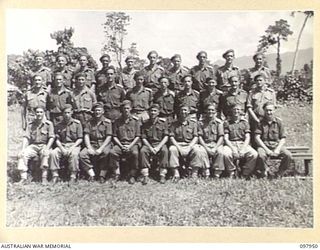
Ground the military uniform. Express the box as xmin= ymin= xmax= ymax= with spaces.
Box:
xmin=97 ymin=83 xmax=126 ymax=122
xmin=79 ymin=116 xmax=112 ymax=176
xmin=46 ymin=87 xmax=73 ymax=125
xmin=140 ymin=117 xmax=169 ymax=178
xmin=219 ymin=89 xmax=248 ymax=119
xmin=109 ymin=115 xmax=141 ymax=178
xmin=153 ymin=89 xmax=175 ymax=124
xmin=198 ymin=88 xmax=222 ymax=116
xmin=119 ymin=67 xmax=137 ymax=92
xmin=17 ymin=119 xmax=54 ymax=177
xmin=255 ymin=117 xmax=292 ymax=176
xmin=126 ymin=86 xmax=153 ymax=122
xmin=244 ymin=66 xmax=272 ymax=92
xmin=73 ymin=67 xmax=96 ymax=89
xmin=30 ymin=66 xmax=52 ymax=87
xmin=174 ymin=89 xmax=199 ymax=117
xmin=189 ymin=65 xmax=215 ymax=92
xmin=71 ymin=86 xmax=97 ymax=125
xmin=223 ymin=118 xmax=258 ymax=177
xmin=169 ymin=118 xmax=207 ymax=176
xmin=198 ymin=118 xmax=225 ymax=175
xmin=53 ymin=67 xmax=74 ymax=89
xmin=165 ymin=66 xmax=189 ymax=93
xmin=142 ymin=65 xmax=164 ymax=93
xmin=216 ymin=65 xmax=241 ymax=92
xmin=50 ymin=118 xmax=83 ymax=177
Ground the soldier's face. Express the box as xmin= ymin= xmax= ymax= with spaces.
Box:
xmin=183 ymin=76 xmax=192 ymax=89
xmin=149 ymin=108 xmax=159 ymax=119
xmin=264 ymin=105 xmax=275 ymax=120
xmin=122 ymin=104 xmax=132 ymax=116
xmin=106 ymin=69 xmax=115 ymax=83
xmin=101 ymin=58 xmax=110 ymax=68
xmin=148 ymin=53 xmax=157 ymax=64
xmin=126 ymin=59 xmax=134 ymax=69
xmin=254 ymin=55 xmax=263 ymax=67
xmin=35 ymin=108 xmax=45 ymax=120
xmin=97 ymin=75 xmax=107 ymax=86
xmin=57 ymin=57 xmax=67 ymax=68
xmin=225 ymin=52 xmax=234 ymax=63
xmin=207 ymin=79 xmax=217 ymax=89
xmin=76 ymin=76 xmax=86 ymax=88
xmin=180 ymin=106 xmax=189 ymax=119
xmin=63 ymin=108 xmax=73 ymax=120
xmin=35 ymin=56 xmax=44 ymax=66
xmin=79 ymin=56 xmax=88 ymax=67
xmin=231 ymin=106 xmax=241 ymax=118
xmin=172 ymin=58 xmax=181 ymax=68
xmin=255 ymin=76 xmax=265 ymax=89
xmin=229 ymin=77 xmax=239 ymax=90
xmin=160 ymin=78 xmax=169 ymax=90
xmin=33 ymin=76 xmax=43 ymax=88
xmin=135 ymin=76 xmax=144 ymax=86
xmin=54 ymin=75 xmax=64 ymax=88
xmin=94 ymin=107 xmax=104 ymax=118
xmin=197 ymin=53 xmax=207 ymax=64
xmin=206 ymin=106 xmax=216 ymax=118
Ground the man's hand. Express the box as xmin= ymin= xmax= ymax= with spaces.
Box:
xmin=273 ymin=148 xmax=281 ymax=157
xmin=266 ymin=149 xmax=274 ymax=156
xmin=153 ymin=146 xmax=161 ymax=154
xmin=18 ymin=151 xmax=24 ymax=158
xmin=95 ymin=148 xmax=103 ymax=155
xmin=122 ymin=145 xmax=130 ymax=152
xmin=88 ymin=147 xmax=96 ymax=155
xmin=42 ymin=148 xmax=50 ymax=157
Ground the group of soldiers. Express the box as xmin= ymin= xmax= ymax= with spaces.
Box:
xmin=16 ymin=49 xmax=293 ymax=185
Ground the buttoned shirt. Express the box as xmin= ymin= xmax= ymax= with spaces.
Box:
xmin=255 ymin=117 xmax=286 ymax=147
xmin=46 ymin=87 xmax=72 ymax=114
xmin=84 ymin=117 xmax=112 ymax=143
xmin=30 ymin=66 xmax=52 ymax=86
xmin=224 ymin=118 xmax=250 ymax=141
xmin=244 ymin=66 xmax=272 ymax=91
xmin=24 ymin=87 xmax=48 ymax=111
xmin=73 ymin=67 xmax=96 ymax=88
xmin=24 ymin=119 xmax=54 ymax=144
xmin=113 ymin=115 xmax=141 ymax=143
xmin=126 ymin=86 xmax=153 ymax=112
xmin=174 ymin=89 xmax=199 ymax=115
xmin=153 ymin=89 xmax=175 ymax=117
xmin=198 ymin=118 xmax=224 ymax=143
xmin=55 ymin=118 xmax=83 ymax=143
xmin=119 ymin=67 xmax=137 ymax=91
xmin=199 ymin=88 xmax=223 ymax=114
xmin=71 ymin=87 xmax=97 ymax=112
xmin=246 ymin=87 xmax=276 ymax=117
xmin=53 ymin=67 xmax=74 ymax=89
xmin=165 ymin=66 xmax=189 ymax=92
xmin=97 ymin=83 xmax=126 ymax=111
xmin=170 ymin=118 xmax=198 ymax=143
xmin=189 ymin=65 xmax=215 ymax=92
xmin=142 ymin=65 xmax=164 ymax=91
xmin=216 ymin=65 xmax=241 ymax=89
xmin=141 ymin=117 xmax=169 ymax=144
xmin=219 ymin=89 xmax=248 ymax=117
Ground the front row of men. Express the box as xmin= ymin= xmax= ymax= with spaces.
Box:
xmin=17 ymin=100 xmax=292 ymax=185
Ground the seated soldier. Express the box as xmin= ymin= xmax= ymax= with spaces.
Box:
xmin=109 ymin=100 xmax=141 ymax=184
xmin=198 ymin=103 xmax=225 ymax=178
xmin=17 ymin=106 xmax=55 ymax=184
xmin=140 ymin=104 xmax=169 ymax=184
xmin=79 ymin=102 xmax=112 ymax=183
xmin=49 ymin=104 xmax=83 ymax=183
xmin=169 ymin=105 xmax=207 ymax=181
xmin=255 ymin=102 xmax=293 ymax=178
xmin=223 ymin=104 xmax=258 ymax=179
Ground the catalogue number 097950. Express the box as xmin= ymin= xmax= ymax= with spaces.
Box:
xmin=300 ymin=244 xmax=318 ymax=248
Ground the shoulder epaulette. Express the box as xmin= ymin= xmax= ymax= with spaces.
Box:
xmin=132 ymin=115 xmax=139 ymax=120
xmin=73 ymin=119 xmax=81 ymax=124
xmin=193 ymin=90 xmax=199 ymax=95
xmin=275 ymin=117 xmax=282 ymax=122
xmin=145 ymin=87 xmax=152 ymax=92
xmin=42 ymin=66 xmax=51 ymax=71
xmin=116 ymin=84 xmax=124 ymax=89
xmin=181 ymin=65 xmax=190 ymax=71
xmin=157 ymin=66 xmax=164 ymax=71
xmin=215 ymin=117 xmax=223 ymax=123
xmin=45 ymin=120 xmax=53 ymax=125
xmin=168 ymin=90 xmax=175 ymax=97
xmin=158 ymin=117 xmax=166 ymax=122
xmin=216 ymin=89 xmax=223 ymax=95
xmin=240 ymin=117 xmax=248 ymax=122
xmin=266 ymin=87 xmax=275 ymax=92
xmin=189 ymin=118 xmax=197 ymax=123
xmin=233 ymin=66 xmax=239 ymax=70
xmin=206 ymin=65 xmax=214 ymax=69
xmin=104 ymin=118 xmax=111 ymax=123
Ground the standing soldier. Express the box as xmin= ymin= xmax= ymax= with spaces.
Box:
xmin=174 ymin=75 xmax=199 ymax=118
xmin=95 ymin=54 xmax=112 ymax=94
xmin=126 ymin=71 xmax=153 ymax=123
xmin=198 ymin=103 xmax=225 ymax=178
xmin=243 ymin=52 xmax=272 ymax=92
xmin=73 ymin=55 xmax=96 ymax=92
xmin=223 ymin=104 xmax=258 ymax=179
xmin=153 ymin=76 xmax=176 ymax=125
xmin=189 ymin=51 xmax=215 ymax=92
xmin=140 ymin=104 xmax=169 ymax=184
xmin=219 ymin=75 xmax=248 ymax=120
xmin=53 ymin=55 xmax=74 ymax=90
xmin=46 ymin=73 xmax=73 ymax=125
xmin=216 ymin=49 xmax=241 ymax=93
xmin=198 ymin=77 xmax=223 ymax=117
xmin=22 ymin=75 xmax=48 ymax=130
xmin=169 ymin=105 xmax=207 ymax=180
xmin=255 ymin=102 xmax=292 ymax=178
xmin=96 ymin=67 xmax=126 ymax=122
xmin=17 ymin=106 xmax=54 ymax=184
xmin=71 ymin=72 xmax=97 ymax=125
xmin=142 ymin=50 xmax=164 ymax=93
xmin=109 ymin=100 xmax=141 ymax=184
xmin=29 ymin=52 xmax=52 ymax=90
xmin=49 ymin=105 xmax=83 ymax=183
xmin=79 ymin=102 xmax=113 ymax=183
xmin=119 ymin=56 xmax=137 ymax=92
xmin=165 ymin=54 xmax=189 ymax=93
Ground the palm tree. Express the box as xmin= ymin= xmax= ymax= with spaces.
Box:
xmin=290 ymin=11 xmax=314 ymax=73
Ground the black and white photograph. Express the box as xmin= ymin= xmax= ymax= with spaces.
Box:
xmin=6 ymin=9 xmax=313 ymax=228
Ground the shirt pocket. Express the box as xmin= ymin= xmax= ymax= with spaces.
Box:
xmin=82 ymin=96 xmax=93 ymax=109
xmin=270 ymin=128 xmax=279 ymax=140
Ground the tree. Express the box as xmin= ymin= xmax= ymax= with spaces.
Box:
xmin=290 ymin=11 xmax=314 ymax=73
xmin=258 ymin=19 xmax=293 ymax=76
xmin=102 ymin=12 xmax=130 ymax=71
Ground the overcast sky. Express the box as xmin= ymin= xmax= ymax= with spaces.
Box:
xmin=6 ymin=10 xmax=313 ymax=67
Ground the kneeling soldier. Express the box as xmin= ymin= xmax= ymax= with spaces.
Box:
xmin=17 ymin=106 xmax=55 ymax=184
xmin=79 ymin=102 xmax=112 ymax=182
xmin=109 ymin=100 xmax=141 ymax=184
xmin=140 ymin=104 xmax=169 ymax=184
xmin=198 ymin=103 xmax=225 ymax=178
xmin=169 ymin=105 xmax=207 ymax=180
xmin=255 ymin=102 xmax=293 ymax=178
xmin=223 ymin=104 xmax=258 ymax=179
xmin=49 ymin=105 xmax=83 ymax=183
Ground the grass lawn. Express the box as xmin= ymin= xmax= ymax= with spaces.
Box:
xmin=6 ymin=103 xmax=313 ymax=227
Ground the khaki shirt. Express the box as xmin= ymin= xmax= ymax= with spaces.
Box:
xmin=141 ymin=117 xmax=169 ymax=144
xmin=165 ymin=66 xmax=189 ymax=92
xmin=24 ymin=119 xmax=54 ymax=144
xmin=170 ymin=118 xmax=198 ymax=143
xmin=189 ymin=65 xmax=215 ymax=92
xmin=174 ymin=89 xmax=199 ymax=115
xmin=153 ymin=89 xmax=175 ymax=117
xmin=73 ymin=67 xmax=96 ymax=88
xmin=126 ymin=86 xmax=153 ymax=112
xmin=119 ymin=67 xmax=137 ymax=91
xmin=142 ymin=65 xmax=164 ymax=91
xmin=246 ymin=87 xmax=276 ymax=117
xmin=216 ymin=65 xmax=241 ymax=89
xmin=55 ymin=118 xmax=83 ymax=143
xmin=53 ymin=67 xmax=74 ymax=89
xmin=97 ymin=84 xmax=126 ymax=111
xmin=71 ymin=87 xmax=97 ymax=112
xmin=46 ymin=87 xmax=72 ymax=114
xmin=113 ymin=115 xmax=141 ymax=143
xmin=84 ymin=117 xmax=112 ymax=143
xmin=30 ymin=66 xmax=52 ymax=86
xmin=24 ymin=87 xmax=48 ymax=112
xmin=224 ymin=118 xmax=250 ymax=141
xmin=198 ymin=118 xmax=224 ymax=143
xmin=219 ymin=89 xmax=248 ymax=117
xmin=199 ymin=88 xmax=223 ymax=115
xmin=255 ymin=117 xmax=286 ymax=147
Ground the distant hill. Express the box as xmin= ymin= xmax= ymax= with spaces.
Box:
xmin=213 ymin=48 xmax=313 ymax=73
